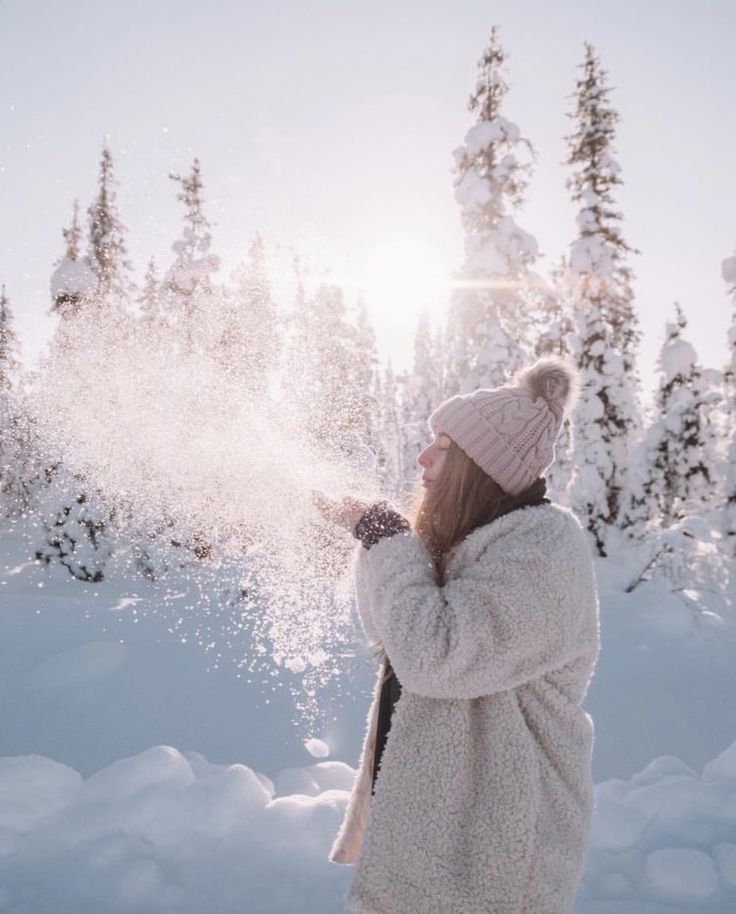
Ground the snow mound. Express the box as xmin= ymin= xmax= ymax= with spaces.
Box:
xmin=579 ymin=739 xmax=736 ymax=912
xmin=0 ymin=746 xmax=353 ymax=914
xmin=2 ymin=740 xmax=736 ymax=911
xmin=645 ymin=848 xmax=718 ymax=902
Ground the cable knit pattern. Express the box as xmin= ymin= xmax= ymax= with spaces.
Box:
xmin=329 ymin=503 xmax=600 ymax=914
xmin=428 ymin=356 xmax=579 ymax=495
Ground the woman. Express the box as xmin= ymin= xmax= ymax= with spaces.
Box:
xmin=314 ymin=356 xmax=600 ymax=914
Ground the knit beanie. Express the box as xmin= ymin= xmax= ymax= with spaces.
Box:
xmin=427 ymin=356 xmax=580 ymax=496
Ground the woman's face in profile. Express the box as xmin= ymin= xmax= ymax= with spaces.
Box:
xmin=417 ymin=433 xmax=451 ymax=487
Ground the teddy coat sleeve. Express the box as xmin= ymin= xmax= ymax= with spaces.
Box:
xmin=351 ymin=524 xmax=586 ymax=700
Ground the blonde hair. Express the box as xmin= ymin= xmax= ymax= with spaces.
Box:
xmin=405 ymin=437 xmax=512 ymax=586
xmin=368 ymin=438 xmax=514 ymax=667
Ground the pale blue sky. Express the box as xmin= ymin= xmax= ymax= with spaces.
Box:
xmin=1 ymin=0 xmax=734 ymax=399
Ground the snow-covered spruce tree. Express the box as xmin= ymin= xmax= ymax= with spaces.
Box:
xmin=534 ymin=256 xmax=576 ymax=359
xmin=0 ymin=285 xmax=37 ymax=517
xmin=217 ymin=233 xmax=279 ymax=391
xmin=373 ymin=359 xmax=405 ymax=500
xmin=444 ymin=25 xmax=541 ymax=396
xmin=86 ymin=144 xmax=134 ymax=306
xmin=49 ymin=200 xmax=97 ymax=327
xmin=281 ymin=280 xmax=373 ymax=460
xmin=626 ymin=304 xmax=714 ymax=533
xmin=623 ymin=309 xmax=727 ymax=612
xmin=351 ymin=296 xmax=382 ymax=469
xmin=400 ymin=309 xmax=444 ymax=491
xmin=162 ymin=158 xmax=220 ymax=353
xmin=721 ymin=251 xmax=736 ymax=547
xmin=565 ymin=43 xmax=641 ymax=555
xmin=532 ymin=256 xmax=576 ymax=503
xmin=31 ymin=198 xmax=124 ymax=581
xmin=137 ymin=256 xmax=166 ymax=332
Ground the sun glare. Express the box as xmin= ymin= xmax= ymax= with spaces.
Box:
xmin=360 ymin=236 xmax=451 ymax=320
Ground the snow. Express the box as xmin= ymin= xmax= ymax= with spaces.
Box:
xmin=453 ymin=166 xmax=492 ymax=209
xmin=0 ymin=755 xmax=82 ymax=833
xmin=461 ymin=117 xmax=521 ymax=156
xmin=645 ymin=849 xmax=719 ymax=902
xmin=304 ymin=737 xmax=330 ymax=758
xmin=702 ymin=740 xmax=736 ymax=781
xmin=49 ymin=256 xmax=97 ymax=299
xmin=3 ymin=735 xmax=736 ymax=912
xmin=714 ymin=843 xmax=736 ymax=888
xmin=661 ymin=337 xmax=697 ymax=383
xmin=569 ymin=235 xmax=615 ymax=278
xmin=0 ymin=744 xmax=353 ymax=914
xmin=721 ymin=255 xmax=736 ymax=285
xmin=26 ymin=639 xmax=129 ymax=688
xmin=2 ymin=503 xmax=736 ymax=912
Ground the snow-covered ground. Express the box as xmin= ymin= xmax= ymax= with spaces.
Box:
xmin=1 ymin=523 xmax=735 ymax=913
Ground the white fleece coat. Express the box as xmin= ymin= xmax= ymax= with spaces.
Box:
xmin=329 ymin=503 xmax=600 ymax=914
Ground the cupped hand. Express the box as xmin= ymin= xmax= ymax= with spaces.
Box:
xmin=312 ymin=490 xmax=371 ymax=532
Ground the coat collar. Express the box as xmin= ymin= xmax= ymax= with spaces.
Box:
xmin=443 ymin=502 xmax=568 ymax=578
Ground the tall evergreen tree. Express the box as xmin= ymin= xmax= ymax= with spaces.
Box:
xmin=531 ymin=257 xmax=577 ymax=503
xmin=281 ymin=280 xmax=371 ymax=459
xmin=86 ymin=144 xmax=133 ymax=302
xmin=565 ymin=46 xmax=640 ymax=370
xmin=721 ymin=251 xmax=736 ymax=547
xmin=624 ymin=305 xmax=713 ymax=532
xmin=565 ymin=43 xmax=640 ymax=554
xmin=0 ymin=285 xmax=34 ymax=517
xmin=163 ymin=158 xmax=220 ymax=352
xmin=33 ymin=188 xmax=123 ymax=577
xmin=374 ymin=360 xmax=405 ymax=499
xmin=0 ymin=285 xmax=21 ymax=389
xmin=444 ymin=25 xmax=541 ymax=395
xmin=218 ymin=233 xmax=279 ymax=390
xmin=401 ymin=309 xmax=443 ymax=491
xmin=138 ymin=257 xmax=164 ymax=329
xmin=351 ymin=296 xmax=382 ymax=467
xmin=534 ymin=256 xmax=575 ymax=359
xmin=49 ymin=200 xmax=96 ymax=323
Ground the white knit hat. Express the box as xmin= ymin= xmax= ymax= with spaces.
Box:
xmin=427 ymin=357 xmax=580 ymax=495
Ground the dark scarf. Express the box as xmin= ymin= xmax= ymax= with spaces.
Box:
xmin=370 ymin=477 xmax=551 ymax=795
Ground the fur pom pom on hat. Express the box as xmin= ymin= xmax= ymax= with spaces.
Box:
xmin=428 ymin=356 xmax=580 ymax=495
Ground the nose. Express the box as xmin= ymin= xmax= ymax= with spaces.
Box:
xmin=417 ymin=445 xmax=431 ymax=468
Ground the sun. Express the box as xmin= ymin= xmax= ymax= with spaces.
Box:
xmin=359 ymin=235 xmax=451 ymax=321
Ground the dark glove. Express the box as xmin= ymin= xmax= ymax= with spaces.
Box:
xmin=353 ymin=501 xmax=410 ymax=550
